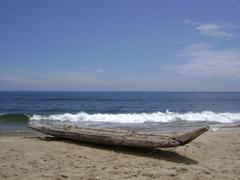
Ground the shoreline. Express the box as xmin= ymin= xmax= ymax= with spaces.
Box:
xmin=0 ymin=128 xmax=239 ymax=179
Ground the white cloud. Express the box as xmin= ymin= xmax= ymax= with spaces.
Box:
xmin=182 ymin=19 xmax=193 ymax=25
xmin=177 ymin=42 xmax=240 ymax=78
xmin=183 ymin=19 xmax=235 ymax=38
xmin=96 ymin=69 xmax=105 ymax=73
xmin=80 ymin=67 xmax=105 ymax=73
xmin=196 ymin=23 xmax=233 ymax=38
xmin=182 ymin=19 xmax=199 ymax=25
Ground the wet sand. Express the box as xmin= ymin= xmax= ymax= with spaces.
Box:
xmin=0 ymin=128 xmax=239 ymax=180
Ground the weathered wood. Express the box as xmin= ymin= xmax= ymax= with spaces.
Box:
xmin=28 ymin=123 xmax=209 ymax=149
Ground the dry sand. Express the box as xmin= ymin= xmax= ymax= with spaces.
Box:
xmin=0 ymin=128 xmax=240 ymax=180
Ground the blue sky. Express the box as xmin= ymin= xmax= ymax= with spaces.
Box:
xmin=0 ymin=0 xmax=240 ymax=91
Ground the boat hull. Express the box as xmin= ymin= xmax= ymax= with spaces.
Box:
xmin=28 ymin=123 xmax=209 ymax=149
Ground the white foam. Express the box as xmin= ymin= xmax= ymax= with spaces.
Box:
xmin=30 ymin=111 xmax=240 ymax=124
xmin=211 ymin=127 xmax=220 ymax=132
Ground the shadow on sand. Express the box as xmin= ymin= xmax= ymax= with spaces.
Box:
xmin=32 ymin=135 xmax=198 ymax=165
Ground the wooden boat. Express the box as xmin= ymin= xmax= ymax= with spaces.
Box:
xmin=28 ymin=123 xmax=209 ymax=149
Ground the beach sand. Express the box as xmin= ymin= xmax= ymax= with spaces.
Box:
xmin=0 ymin=128 xmax=239 ymax=180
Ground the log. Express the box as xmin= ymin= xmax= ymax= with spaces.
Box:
xmin=28 ymin=123 xmax=209 ymax=149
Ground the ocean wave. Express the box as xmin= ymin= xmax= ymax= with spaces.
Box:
xmin=0 ymin=114 xmax=29 ymax=122
xmin=30 ymin=111 xmax=240 ymax=124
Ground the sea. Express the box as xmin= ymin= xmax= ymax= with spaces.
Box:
xmin=0 ymin=91 xmax=240 ymax=133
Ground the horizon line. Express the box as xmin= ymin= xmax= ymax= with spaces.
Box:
xmin=0 ymin=90 xmax=240 ymax=93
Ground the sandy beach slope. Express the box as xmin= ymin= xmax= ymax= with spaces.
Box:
xmin=0 ymin=128 xmax=239 ymax=180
